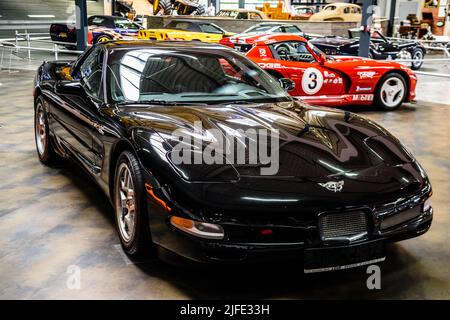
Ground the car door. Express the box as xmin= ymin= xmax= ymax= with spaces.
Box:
xmin=52 ymin=46 xmax=105 ymax=174
xmin=269 ymin=41 xmax=346 ymax=97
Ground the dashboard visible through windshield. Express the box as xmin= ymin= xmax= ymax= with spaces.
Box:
xmin=107 ymin=48 xmax=291 ymax=105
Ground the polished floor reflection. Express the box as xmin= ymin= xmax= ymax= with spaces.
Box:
xmin=0 ymin=71 xmax=449 ymax=299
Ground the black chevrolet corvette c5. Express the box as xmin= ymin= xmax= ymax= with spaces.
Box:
xmin=33 ymin=41 xmax=433 ymax=272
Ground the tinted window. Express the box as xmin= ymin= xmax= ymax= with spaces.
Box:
xmin=324 ymin=5 xmax=336 ymax=11
xmin=236 ymin=12 xmax=249 ymax=19
xmin=79 ymin=47 xmax=104 ymax=98
xmin=285 ymin=26 xmax=302 ymax=34
xmin=344 ymin=7 xmax=351 ymax=14
xmin=244 ymin=24 xmax=275 ymax=33
xmin=107 ymin=48 xmax=290 ymax=104
xmin=199 ymin=23 xmax=223 ymax=34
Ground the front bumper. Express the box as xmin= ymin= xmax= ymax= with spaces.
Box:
xmin=150 ymin=204 xmax=433 ymax=269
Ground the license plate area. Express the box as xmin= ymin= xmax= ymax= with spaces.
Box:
xmin=303 ymin=239 xmax=385 ymax=273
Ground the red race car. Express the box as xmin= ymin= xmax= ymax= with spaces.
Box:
xmin=220 ymin=34 xmax=417 ymax=110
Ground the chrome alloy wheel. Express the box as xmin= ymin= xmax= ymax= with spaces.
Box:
xmin=35 ymin=102 xmax=47 ymax=156
xmin=380 ymin=77 xmax=406 ymax=108
xmin=412 ymin=50 xmax=423 ymax=69
xmin=115 ymin=163 xmax=136 ymax=243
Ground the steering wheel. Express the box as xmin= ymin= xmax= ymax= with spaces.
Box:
xmin=276 ymin=44 xmax=291 ymax=61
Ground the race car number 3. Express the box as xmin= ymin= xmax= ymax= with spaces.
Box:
xmin=302 ymin=68 xmax=323 ymax=95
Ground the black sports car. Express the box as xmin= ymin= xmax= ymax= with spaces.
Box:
xmin=33 ymin=41 xmax=433 ymax=272
xmin=310 ymin=29 xmax=426 ymax=70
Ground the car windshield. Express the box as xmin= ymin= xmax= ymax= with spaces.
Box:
xmin=107 ymin=47 xmax=291 ymax=105
xmin=244 ymin=25 xmax=275 ymax=33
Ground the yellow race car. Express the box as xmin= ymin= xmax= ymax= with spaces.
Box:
xmin=138 ymin=19 xmax=234 ymax=43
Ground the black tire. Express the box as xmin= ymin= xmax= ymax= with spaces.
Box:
xmin=194 ymin=4 xmax=206 ymax=16
xmin=114 ymin=150 xmax=152 ymax=256
xmin=375 ymin=72 xmax=407 ymax=111
xmin=410 ymin=48 xmax=424 ymax=70
xmin=94 ymin=34 xmax=112 ymax=44
xmin=156 ymin=0 xmax=172 ymax=15
xmin=34 ymin=96 xmax=61 ymax=165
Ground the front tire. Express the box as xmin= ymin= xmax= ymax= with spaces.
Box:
xmin=94 ymin=34 xmax=112 ymax=44
xmin=410 ymin=48 xmax=424 ymax=70
xmin=114 ymin=151 xmax=151 ymax=256
xmin=34 ymin=97 xmax=61 ymax=165
xmin=375 ymin=73 xmax=407 ymax=111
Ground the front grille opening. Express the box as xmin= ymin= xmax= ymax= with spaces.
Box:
xmin=319 ymin=211 xmax=368 ymax=240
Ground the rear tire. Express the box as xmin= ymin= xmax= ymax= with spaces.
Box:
xmin=375 ymin=72 xmax=407 ymax=111
xmin=34 ymin=97 xmax=61 ymax=165
xmin=114 ymin=150 xmax=152 ymax=257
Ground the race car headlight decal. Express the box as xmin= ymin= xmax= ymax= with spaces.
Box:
xmin=170 ymin=216 xmax=225 ymax=240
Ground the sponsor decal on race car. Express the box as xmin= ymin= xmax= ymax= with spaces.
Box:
xmin=259 ymin=48 xmax=267 ymax=57
xmin=352 ymin=94 xmax=374 ymax=101
xmin=259 ymin=62 xmax=283 ymax=69
xmin=324 ymin=78 xmax=343 ymax=84
xmin=356 ymin=86 xmax=372 ymax=92
xmin=357 ymin=71 xmax=377 ymax=79
xmin=324 ymin=71 xmax=336 ymax=78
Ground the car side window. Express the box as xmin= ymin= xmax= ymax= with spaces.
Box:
xmin=271 ymin=41 xmax=315 ymax=63
xmin=236 ymin=12 xmax=248 ymax=19
xmin=344 ymin=7 xmax=351 ymax=14
xmin=79 ymin=47 xmax=105 ymax=99
xmin=286 ymin=26 xmax=302 ymax=34
xmin=199 ymin=24 xmax=223 ymax=34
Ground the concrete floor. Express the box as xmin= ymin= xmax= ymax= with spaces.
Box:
xmin=0 ymin=70 xmax=449 ymax=299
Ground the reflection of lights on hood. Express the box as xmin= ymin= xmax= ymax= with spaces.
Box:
xmin=242 ymin=197 xmax=298 ymax=202
xmin=311 ymin=111 xmax=328 ymax=117
xmin=226 ymin=118 xmax=260 ymax=127
xmin=319 ymin=160 xmax=358 ymax=177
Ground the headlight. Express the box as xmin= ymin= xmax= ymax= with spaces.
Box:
xmin=170 ymin=216 xmax=225 ymax=240
xmin=423 ymin=197 xmax=432 ymax=212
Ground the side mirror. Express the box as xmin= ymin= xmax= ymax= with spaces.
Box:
xmin=318 ymin=52 xmax=326 ymax=65
xmin=278 ymin=78 xmax=295 ymax=91
xmin=55 ymin=80 xmax=83 ymax=95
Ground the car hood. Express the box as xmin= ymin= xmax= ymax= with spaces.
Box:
xmin=112 ymin=100 xmax=414 ymax=178
xmin=107 ymin=101 xmax=427 ymax=211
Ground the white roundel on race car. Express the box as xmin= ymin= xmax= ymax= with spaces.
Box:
xmin=302 ymin=68 xmax=324 ymax=95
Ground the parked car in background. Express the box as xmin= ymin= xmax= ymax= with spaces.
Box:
xmin=222 ymin=33 xmax=418 ymax=110
xmin=216 ymin=8 xmax=268 ymax=20
xmin=138 ymin=19 xmax=233 ymax=42
xmin=291 ymin=6 xmax=315 ymax=20
xmin=50 ymin=15 xmax=140 ymax=48
xmin=220 ymin=23 xmax=307 ymax=52
xmin=310 ymin=29 xmax=427 ymax=70
xmin=309 ymin=3 xmax=361 ymax=22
